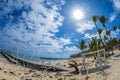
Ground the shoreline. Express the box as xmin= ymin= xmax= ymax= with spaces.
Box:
xmin=0 ymin=49 xmax=119 ymax=80
xmin=0 ymin=57 xmax=109 ymax=80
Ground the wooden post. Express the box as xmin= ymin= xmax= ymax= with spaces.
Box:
xmin=98 ymin=51 xmax=103 ymax=70
xmin=86 ymin=69 xmax=89 ymax=78
xmin=81 ymin=55 xmax=86 ymax=70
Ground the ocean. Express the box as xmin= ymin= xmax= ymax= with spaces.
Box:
xmin=16 ymin=54 xmax=63 ymax=65
xmin=0 ymin=50 xmax=65 ymax=65
xmin=0 ymin=52 xmax=4 ymax=58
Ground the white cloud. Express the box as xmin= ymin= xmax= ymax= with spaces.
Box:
xmin=75 ymin=20 xmax=95 ymax=34
xmin=64 ymin=46 xmax=80 ymax=52
xmin=110 ymin=0 xmax=120 ymax=22
xmin=84 ymin=29 xmax=120 ymax=42
xmin=0 ymin=0 xmax=79 ymax=58
xmin=59 ymin=38 xmax=71 ymax=45
xmin=111 ymin=0 xmax=120 ymax=10
xmin=63 ymin=46 xmax=80 ymax=57
xmin=110 ymin=13 xmax=116 ymax=22
xmin=100 ymin=30 xmax=119 ymax=39
xmin=84 ymin=33 xmax=96 ymax=39
xmin=84 ymin=31 xmax=108 ymax=40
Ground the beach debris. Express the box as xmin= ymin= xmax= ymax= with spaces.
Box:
xmin=71 ymin=60 xmax=78 ymax=66
xmin=25 ymin=79 xmax=32 ymax=80
xmin=58 ymin=78 xmax=62 ymax=80
xmin=49 ymin=75 xmax=53 ymax=78
xmin=32 ymin=73 xmax=41 ymax=77
xmin=24 ymin=72 xmax=30 ymax=75
xmin=4 ymin=70 xmax=7 ymax=73
xmin=9 ymin=71 xmax=15 ymax=75
xmin=29 ymin=69 xmax=36 ymax=73
xmin=70 ymin=78 xmax=76 ymax=80
xmin=69 ymin=61 xmax=79 ymax=74
xmin=0 ymin=67 xmax=2 ymax=70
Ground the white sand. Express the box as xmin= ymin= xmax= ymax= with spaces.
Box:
xmin=0 ymin=49 xmax=120 ymax=80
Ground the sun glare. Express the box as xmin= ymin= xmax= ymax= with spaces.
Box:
xmin=73 ymin=9 xmax=84 ymax=20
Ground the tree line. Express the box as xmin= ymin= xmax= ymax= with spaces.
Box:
xmin=70 ymin=16 xmax=120 ymax=58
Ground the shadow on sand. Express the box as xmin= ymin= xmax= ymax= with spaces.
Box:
xmin=81 ymin=65 xmax=110 ymax=75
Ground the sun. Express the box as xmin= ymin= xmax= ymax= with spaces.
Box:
xmin=73 ymin=9 xmax=84 ymax=20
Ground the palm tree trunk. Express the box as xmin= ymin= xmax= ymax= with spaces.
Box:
xmin=109 ymin=34 xmax=114 ymax=54
xmin=104 ymin=25 xmax=113 ymax=41
xmin=95 ymin=23 xmax=105 ymax=48
xmin=103 ymin=25 xmax=107 ymax=32
xmin=103 ymin=37 xmax=107 ymax=46
xmin=99 ymin=34 xmax=105 ymax=48
xmin=103 ymin=24 xmax=114 ymax=55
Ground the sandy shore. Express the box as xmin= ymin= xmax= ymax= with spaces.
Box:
xmin=0 ymin=49 xmax=120 ymax=80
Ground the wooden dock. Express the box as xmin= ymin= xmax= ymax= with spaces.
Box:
xmin=1 ymin=51 xmax=18 ymax=64
xmin=0 ymin=51 xmax=71 ymax=71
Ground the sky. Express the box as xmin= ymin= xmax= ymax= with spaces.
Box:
xmin=0 ymin=0 xmax=120 ymax=58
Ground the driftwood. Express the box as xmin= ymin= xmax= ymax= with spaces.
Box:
xmin=71 ymin=60 xmax=77 ymax=66
xmin=69 ymin=61 xmax=79 ymax=74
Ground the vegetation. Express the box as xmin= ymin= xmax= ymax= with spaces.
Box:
xmin=92 ymin=16 xmax=105 ymax=47
xmin=70 ymin=15 xmax=120 ymax=58
xmin=76 ymin=39 xmax=87 ymax=53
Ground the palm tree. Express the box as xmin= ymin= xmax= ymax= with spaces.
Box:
xmin=106 ymin=30 xmax=114 ymax=54
xmin=113 ymin=26 xmax=117 ymax=38
xmin=112 ymin=38 xmax=119 ymax=46
xmin=99 ymin=16 xmax=108 ymax=31
xmin=98 ymin=28 xmax=103 ymax=35
xmin=92 ymin=16 xmax=99 ymax=31
xmin=113 ymin=26 xmax=117 ymax=33
xmin=77 ymin=39 xmax=87 ymax=53
xmin=92 ymin=16 xmax=105 ymax=47
xmin=104 ymin=35 xmax=108 ymax=44
xmin=98 ymin=28 xmax=105 ymax=47
xmin=106 ymin=30 xmax=112 ymax=40
xmin=88 ymin=37 xmax=101 ymax=51
xmin=99 ymin=16 xmax=113 ymax=42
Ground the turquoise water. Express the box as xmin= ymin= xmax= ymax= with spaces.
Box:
xmin=0 ymin=50 xmax=67 ymax=64
xmin=10 ymin=52 xmax=64 ymax=64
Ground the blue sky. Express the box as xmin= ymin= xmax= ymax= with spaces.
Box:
xmin=0 ymin=0 xmax=120 ymax=58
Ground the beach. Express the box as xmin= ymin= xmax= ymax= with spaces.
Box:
xmin=1 ymin=0 xmax=120 ymax=79
xmin=0 ymin=49 xmax=120 ymax=80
